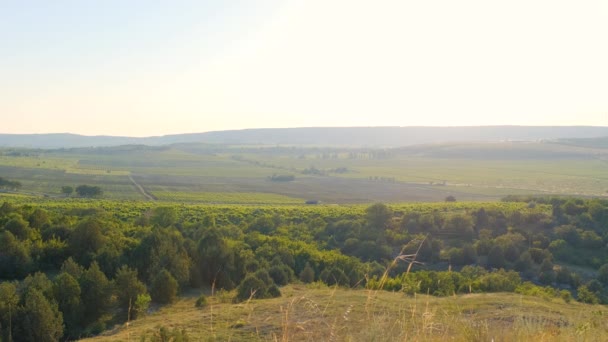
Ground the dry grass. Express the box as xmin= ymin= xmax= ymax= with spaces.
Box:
xmin=83 ymin=284 xmax=608 ymax=342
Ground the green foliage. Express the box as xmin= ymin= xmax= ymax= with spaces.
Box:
xmin=75 ymin=184 xmax=103 ymax=197
xmin=268 ymin=174 xmax=295 ymax=182
xmin=18 ymin=288 xmax=64 ymax=342
xmin=61 ymin=185 xmax=74 ymax=195
xmin=268 ymin=264 xmax=292 ymax=286
xmin=196 ymin=227 xmax=236 ymax=288
xmin=472 ymin=269 xmax=521 ymax=293
xmin=487 ymin=245 xmax=506 ymax=269
xmin=80 ymin=262 xmax=113 ymax=326
xmin=0 ymin=230 xmax=32 ymax=278
xmin=0 ymin=197 xmax=607 ymax=339
xmin=365 ymin=203 xmax=392 ymax=230
xmin=114 ymin=265 xmax=148 ymax=311
xmin=61 ymin=257 xmax=85 ymax=279
xmin=515 ymin=282 xmax=560 ymax=300
xmin=0 ymin=282 xmax=18 ymax=342
xmin=69 ymin=218 xmax=107 ymax=265
xmin=0 ymin=177 xmax=21 ymax=191
xmin=134 ymin=228 xmax=191 ymax=286
xmin=141 ymin=326 xmax=190 ymax=342
xmin=134 ymin=293 xmax=151 ymax=319
xmin=150 ymin=206 xmax=177 ymax=228
xmin=577 ymin=285 xmax=600 ymax=304
xmin=4 ymin=214 xmax=32 ymax=240
xmin=319 ymin=267 xmax=350 ymax=287
xmin=53 ymin=273 xmax=83 ymax=337
xmin=235 ymin=270 xmax=281 ymax=302
xmin=598 ymin=264 xmax=608 ymax=285
xmin=151 ymin=269 xmax=178 ymax=304
xmin=195 ymin=294 xmax=207 ymax=308
xmin=299 ymin=262 xmax=315 ymax=283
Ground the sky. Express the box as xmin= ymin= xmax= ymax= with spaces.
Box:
xmin=1 ymin=0 xmax=607 ymax=137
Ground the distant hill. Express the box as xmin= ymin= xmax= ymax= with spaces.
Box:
xmin=2 ymin=126 xmax=608 ymax=148
xmin=551 ymin=136 xmax=608 ymax=149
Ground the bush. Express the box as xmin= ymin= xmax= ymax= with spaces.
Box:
xmin=299 ymin=263 xmax=315 ymax=283
xmin=234 ymin=270 xmax=281 ymax=302
xmin=577 ymin=285 xmax=599 ymax=304
xmin=560 ymin=290 xmax=572 ymax=303
xmin=472 ymin=269 xmax=521 ymax=292
xmin=268 ymin=265 xmax=291 ymax=286
xmin=319 ymin=267 xmax=350 ymax=286
xmin=195 ymin=294 xmax=208 ymax=308
xmin=151 ymin=269 xmax=178 ymax=304
xmin=75 ymin=185 xmax=103 ymax=197
xmin=134 ymin=293 xmax=151 ymax=319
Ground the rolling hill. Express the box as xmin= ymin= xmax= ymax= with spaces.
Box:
xmin=2 ymin=126 xmax=608 ymax=148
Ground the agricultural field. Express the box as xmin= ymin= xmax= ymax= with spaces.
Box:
xmin=1 ymin=140 xmax=608 ymax=203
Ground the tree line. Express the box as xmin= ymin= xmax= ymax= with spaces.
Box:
xmin=0 ymin=177 xmax=21 ymax=191
xmin=1 ymin=197 xmax=608 ymax=340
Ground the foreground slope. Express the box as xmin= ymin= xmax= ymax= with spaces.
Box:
xmin=86 ymin=284 xmax=606 ymax=342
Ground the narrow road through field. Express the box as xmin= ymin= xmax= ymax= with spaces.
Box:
xmin=128 ymin=174 xmax=156 ymax=201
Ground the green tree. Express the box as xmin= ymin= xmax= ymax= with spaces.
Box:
xmin=18 ymin=288 xmax=64 ymax=342
xmin=80 ymin=262 xmax=112 ymax=326
xmin=598 ymin=264 xmax=608 ymax=285
xmin=53 ymin=273 xmax=83 ymax=338
xmin=75 ymin=185 xmax=103 ymax=197
xmin=61 ymin=185 xmax=74 ymax=196
xmin=299 ymin=262 xmax=315 ymax=283
xmin=69 ymin=218 xmax=106 ymax=265
xmin=0 ymin=231 xmax=32 ymax=278
xmin=27 ymin=208 xmax=50 ymax=230
xmin=235 ymin=270 xmax=281 ymax=302
xmin=133 ymin=294 xmax=151 ymax=319
xmin=577 ymin=285 xmax=599 ymax=304
xmin=3 ymin=214 xmax=32 ymax=240
xmin=538 ymin=258 xmax=556 ymax=285
xmin=22 ymin=272 xmax=54 ymax=301
xmin=150 ymin=207 xmax=177 ymax=228
xmin=150 ymin=269 xmax=178 ymax=304
xmin=319 ymin=267 xmax=350 ymax=286
xmin=60 ymin=257 xmax=85 ymax=279
xmin=554 ymin=225 xmax=581 ymax=246
xmin=133 ymin=228 xmax=191 ymax=286
xmin=365 ymin=203 xmax=393 ymax=230
xmin=114 ymin=266 xmax=147 ymax=313
xmin=196 ymin=228 xmax=235 ymax=288
xmin=487 ymin=245 xmax=506 ymax=269
xmin=0 ymin=282 xmax=18 ymax=342
xmin=515 ymin=251 xmax=533 ymax=272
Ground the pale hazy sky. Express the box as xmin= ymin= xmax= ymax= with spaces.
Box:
xmin=1 ymin=0 xmax=607 ymax=136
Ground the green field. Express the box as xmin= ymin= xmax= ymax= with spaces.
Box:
xmin=1 ymin=141 xmax=608 ymax=203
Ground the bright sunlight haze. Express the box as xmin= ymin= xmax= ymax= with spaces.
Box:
xmin=1 ymin=0 xmax=607 ymax=136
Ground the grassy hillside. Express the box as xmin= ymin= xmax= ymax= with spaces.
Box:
xmin=86 ymin=284 xmax=607 ymax=342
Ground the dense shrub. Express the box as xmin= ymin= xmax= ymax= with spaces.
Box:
xmin=151 ymin=269 xmax=178 ymax=304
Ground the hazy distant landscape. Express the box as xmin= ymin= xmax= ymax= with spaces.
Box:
xmin=4 ymin=134 xmax=608 ymax=340
xmin=2 ymin=126 xmax=608 ymax=148
xmin=3 ymin=0 xmax=608 ymax=340
xmin=1 ymin=127 xmax=608 ymax=204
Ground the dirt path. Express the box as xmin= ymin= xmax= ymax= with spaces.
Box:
xmin=128 ymin=174 xmax=156 ymax=201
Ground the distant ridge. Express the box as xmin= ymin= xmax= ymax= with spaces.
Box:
xmin=1 ymin=126 xmax=608 ymax=148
